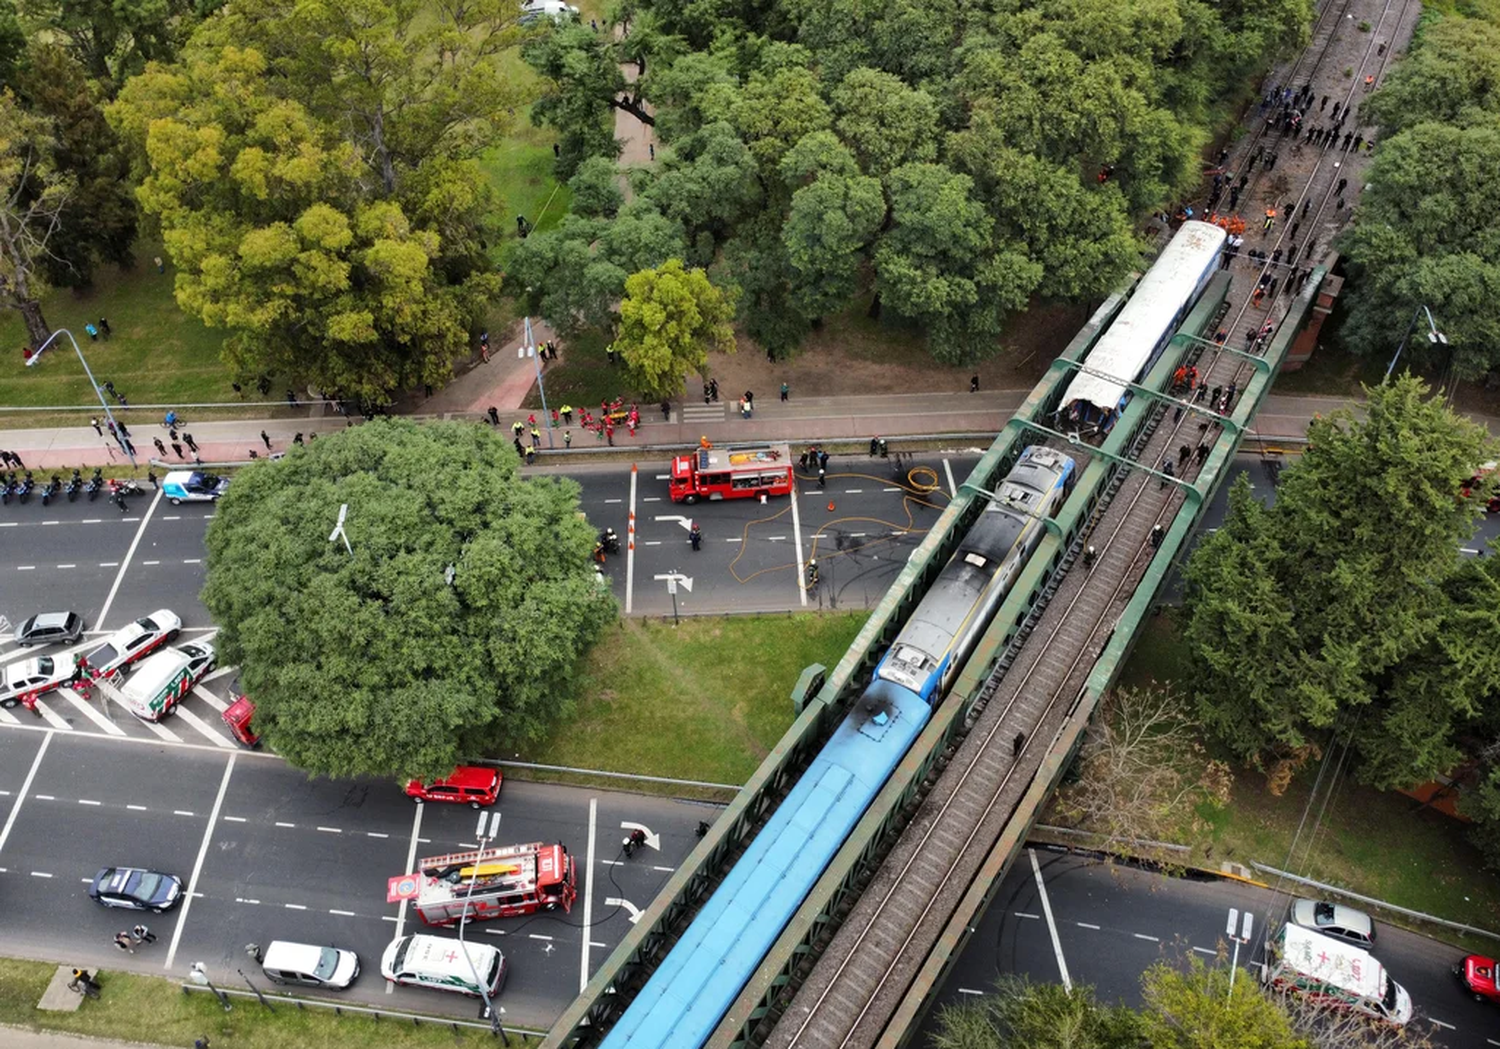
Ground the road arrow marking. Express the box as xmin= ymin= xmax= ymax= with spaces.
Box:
xmin=653 ymin=515 xmax=694 ymax=531
xmin=619 ymin=821 xmax=661 ymax=850
xmin=606 ymin=897 xmax=644 ymax=924
xmin=653 ymin=573 xmax=693 ymax=593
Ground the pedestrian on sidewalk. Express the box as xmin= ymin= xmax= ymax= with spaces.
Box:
xmin=114 ymin=931 xmax=134 ymax=953
xmin=709 ymin=378 xmax=719 ymax=402
xmin=286 ymin=389 xmax=298 ymax=408
xmin=132 ymin=924 xmax=156 ymax=945
xmin=605 ymin=423 xmax=615 ymax=446
xmin=183 ymin=433 xmax=197 ymax=453
xmin=123 ymin=437 xmax=136 ymax=457
xmin=171 ymin=441 xmax=183 ymax=458
xmin=659 ymin=400 xmax=670 ymax=422
xmin=514 ymin=436 xmax=525 ymax=458
xmin=564 ymin=430 xmax=572 ymax=448
xmin=154 ymin=437 xmax=168 ymax=457
xmin=487 ymin=406 xmax=500 ymax=426
xmin=780 ymin=382 xmax=789 ymax=402
xmin=605 ymin=344 xmax=616 ymax=366
xmin=91 ymin=417 xmax=102 ymax=436
xmin=969 ymin=375 xmax=979 ymax=393
xmin=512 ymin=420 xmax=525 ymax=440
xmin=261 ymin=430 xmax=271 ymax=450
xmin=649 ymin=142 xmax=655 ymax=161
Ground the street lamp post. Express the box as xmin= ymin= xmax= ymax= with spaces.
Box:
xmin=33 ymin=328 xmax=136 ymax=465
xmin=456 ymin=821 xmax=509 ymax=1045
xmin=1385 ymin=304 xmax=1448 ymax=381
xmin=525 ymin=316 xmax=556 ymax=449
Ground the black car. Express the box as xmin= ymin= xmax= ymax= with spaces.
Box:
xmin=14 ymin=611 xmax=84 ymax=647
xmin=88 ymin=867 xmax=183 ymax=911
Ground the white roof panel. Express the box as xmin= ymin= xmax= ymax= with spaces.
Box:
xmin=1062 ymin=221 xmax=1227 ymax=419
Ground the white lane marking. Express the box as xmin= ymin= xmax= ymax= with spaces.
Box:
xmin=767 ymin=535 xmax=787 ymax=541
xmin=97 ymin=487 xmax=163 ymax=629
xmin=843 ymin=489 xmax=863 ymax=494
xmin=78 ymin=799 xmax=101 ymax=806
xmin=173 ymin=705 xmax=236 ymax=749
xmin=31 ymin=701 xmax=70 ymax=731
xmin=141 ymin=560 xmax=160 ymax=566
xmin=590 ymin=940 xmax=608 ymax=948
xmin=790 ymin=483 xmax=807 ymax=608
xmin=604 ymin=498 xmax=622 ymax=504
xmin=1429 ymin=1019 xmax=1455 ymax=1031
xmin=330 ymin=909 xmax=355 ymax=916
xmin=850 ymin=532 xmax=866 ymax=538
xmin=237 ymin=898 xmax=261 ymax=905
xmin=1030 ymin=849 xmax=1071 ymax=992
xmin=165 ymin=753 xmax=235 ymax=969
xmin=284 ymin=903 xmax=307 ymax=910
xmin=162 ymin=515 xmax=180 ymax=521
xmin=127 ymin=805 xmax=147 ymax=811
xmin=31 ymin=871 xmax=52 ymax=878
xmin=134 ymin=716 xmax=181 ymax=743
xmin=642 ymin=497 xmax=661 ymax=502
xmin=223 ymin=815 xmax=246 ymax=823
xmin=97 ymin=562 xmax=118 ymax=567
xmin=944 ymin=458 xmax=958 ymax=498
xmin=34 ymin=794 xmax=55 ymax=801
xmin=56 ymin=564 xmax=76 ymax=569
xmin=1133 ymin=933 xmax=1160 ymax=942
xmin=275 ymin=822 xmax=295 ymax=828
xmin=16 ymin=566 xmax=35 ymax=571
xmin=644 ymin=541 xmax=662 ymax=546
xmin=389 ymin=800 xmax=424 ymax=994
xmin=1076 ymin=922 xmax=1101 ymax=930
xmin=0 ymin=709 xmax=17 ymax=725
xmin=56 ymin=688 xmax=126 ymax=736
xmin=650 ymin=865 xmax=674 ymax=873
xmin=528 ymin=934 xmax=553 ymax=941
xmin=174 ymin=810 xmax=195 ymax=817
xmin=317 ymin=826 xmax=342 ymax=834
xmin=580 ymin=797 xmax=597 ymax=993
xmin=183 ymin=558 xmax=201 ymax=565
xmin=883 ymin=486 xmax=902 ymax=492
xmin=654 ymin=474 xmax=670 ymax=480
xmin=624 ymin=467 xmax=637 ymax=615
xmin=1192 ymin=946 xmax=1218 ymax=955
xmin=725 ymin=537 xmax=741 ymax=543
xmin=366 ymin=832 xmax=389 ymax=839
xmin=191 ymin=686 xmax=229 ymax=714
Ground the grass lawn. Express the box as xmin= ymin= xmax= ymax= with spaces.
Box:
xmin=522 ymin=329 xmax=643 ymax=411
xmin=0 ymin=958 xmax=529 ymax=1048
xmin=0 ymin=246 xmax=234 ymax=411
xmin=525 ymin=613 xmax=867 ymax=785
xmin=1107 ymin=615 xmax=1500 ymax=936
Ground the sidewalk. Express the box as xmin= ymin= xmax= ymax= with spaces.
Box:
xmin=0 ymin=1029 xmax=166 ymax=1049
xmin=3 ymin=389 xmax=1498 ymax=472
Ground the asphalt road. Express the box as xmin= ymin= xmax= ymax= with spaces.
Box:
xmin=914 ymin=848 xmax=1500 ymax=1049
xmin=0 ymin=728 xmax=719 ymax=1030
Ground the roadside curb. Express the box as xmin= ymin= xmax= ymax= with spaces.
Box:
xmin=1026 ymin=831 xmax=1272 ymax=889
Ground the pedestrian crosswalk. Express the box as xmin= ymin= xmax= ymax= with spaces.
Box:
xmin=0 ymin=681 xmax=241 ymax=749
xmin=679 ymin=401 xmax=726 ymax=423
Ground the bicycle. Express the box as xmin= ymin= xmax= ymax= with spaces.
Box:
xmin=68 ymin=974 xmax=101 ymax=999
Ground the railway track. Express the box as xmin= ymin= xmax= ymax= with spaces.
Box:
xmin=754 ymin=1 xmax=1422 ymax=1044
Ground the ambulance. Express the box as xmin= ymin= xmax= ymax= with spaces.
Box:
xmin=1262 ymin=922 xmax=1413 ymax=1026
xmin=388 ymin=843 xmax=577 ymax=928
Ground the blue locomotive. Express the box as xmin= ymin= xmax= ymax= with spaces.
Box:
xmin=600 ymin=445 xmax=1076 ymax=1047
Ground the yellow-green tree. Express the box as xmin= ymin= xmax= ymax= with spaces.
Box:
xmin=616 ymin=258 xmax=737 ymax=398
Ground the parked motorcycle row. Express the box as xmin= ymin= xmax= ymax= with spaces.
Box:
xmin=2 ymin=469 xmax=146 ymax=511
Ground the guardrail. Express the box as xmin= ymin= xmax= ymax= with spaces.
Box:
xmin=1250 ymin=862 xmax=1500 ymax=943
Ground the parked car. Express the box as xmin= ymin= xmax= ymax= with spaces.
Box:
xmin=260 ymin=941 xmax=360 ymax=989
xmin=405 ymin=766 xmax=502 ymax=808
xmin=161 ymin=471 xmax=229 ymax=505
xmin=88 ymin=866 xmax=183 ymax=911
xmin=1288 ymin=897 xmax=1376 ymax=948
xmin=1456 ymin=955 xmax=1500 ymax=1004
xmin=13 ymin=611 xmax=84 ymax=647
xmin=520 ymin=0 xmax=578 ymax=23
xmin=80 ymin=610 xmax=181 ymax=678
xmin=0 ymin=656 xmax=74 ymax=708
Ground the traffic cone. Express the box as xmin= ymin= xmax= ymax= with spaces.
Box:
xmin=827 ymin=501 xmax=835 ymax=512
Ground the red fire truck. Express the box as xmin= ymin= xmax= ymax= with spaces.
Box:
xmin=668 ymin=443 xmax=794 ymax=504
xmin=388 ymin=843 xmax=577 ymax=927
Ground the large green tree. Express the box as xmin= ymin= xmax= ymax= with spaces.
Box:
xmin=932 ymin=976 xmax=1143 ymax=1049
xmin=0 ymin=87 xmax=70 ymax=346
xmin=616 ymin=257 xmax=736 ymax=397
xmin=202 ymin=419 xmax=615 ymax=779
xmin=108 ymin=0 xmax=520 ymax=400
xmin=16 ymin=0 xmax=201 ymax=95
xmin=1182 ymin=377 xmax=1494 ymax=781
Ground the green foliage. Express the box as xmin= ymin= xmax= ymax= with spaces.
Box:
xmin=616 ymin=257 xmax=736 ymax=396
xmin=523 ymin=22 xmax=625 ymax=177
xmin=643 ymin=120 xmax=763 ymax=242
xmin=782 ymin=171 xmax=884 ymax=318
xmin=569 ymin=155 xmax=625 ymax=219
xmin=0 ymin=86 xmax=72 ymax=345
xmin=1139 ymin=956 xmax=1308 ymax=1049
xmin=831 ymin=67 xmax=938 ymax=177
xmin=1182 ymin=377 xmax=1496 ymax=787
xmin=932 ymin=975 xmax=1145 ymax=1049
xmin=107 ymin=0 xmax=522 ymax=400
xmin=16 ymin=0 xmax=200 ymax=95
xmin=10 ymin=44 xmax=136 ymax=289
xmin=201 ymin=419 xmax=615 ymax=780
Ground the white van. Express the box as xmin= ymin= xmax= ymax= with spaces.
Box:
xmin=380 ymin=934 xmax=506 ymax=998
xmin=261 ymin=941 xmax=360 ymax=989
xmin=115 ymin=642 xmax=215 ymax=721
xmin=1262 ymin=922 xmax=1413 ymax=1026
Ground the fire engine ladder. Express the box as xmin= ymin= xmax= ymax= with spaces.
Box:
xmin=418 ymin=846 xmax=532 ymax=890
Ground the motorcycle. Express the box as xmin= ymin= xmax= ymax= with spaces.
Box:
xmin=65 ymin=470 xmax=82 ymax=502
xmin=40 ymin=474 xmax=61 ymax=507
xmin=17 ymin=472 xmax=34 ymax=504
xmin=110 ymin=478 xmax=144 ymax=497
xmin=85 ymin=469 xmax=103 ymax=501
xmin=1 ymin=472 xmax=15 ymax=504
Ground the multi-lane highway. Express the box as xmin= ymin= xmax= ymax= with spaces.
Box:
xmin=917 ymin=848 xmax=1500 ymax=1049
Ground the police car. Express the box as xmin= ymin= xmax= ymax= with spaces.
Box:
xmin=162 ymin=471 xmax=229 ymax=506
xmin=80 ymin=610 xmax=182 ymax=678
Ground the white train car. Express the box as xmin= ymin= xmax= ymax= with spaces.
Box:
xmin=1059 ymin=220 xmax=1227 ymax=434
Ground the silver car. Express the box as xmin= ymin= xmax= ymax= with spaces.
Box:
xmin=1289 ymin=898 xmax=1375 ymax=948
xmin=14 ymin=611 xmax=84 ymax=647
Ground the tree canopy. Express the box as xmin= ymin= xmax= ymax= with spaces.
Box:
xmin=1339 ymin=9 xmax=1500 ymax=379
xmin=201 ymin=419 xmax=616 ymax=780
xmin=616 ymin=257 xmax=737 ymax=397
xmin=107 ymin=0 xmax=523 ymax=401
xmin=522 ymin=0 xmax=1312 ymax=364
xmin=1181 ymin=377 xmax=1500 ymax=858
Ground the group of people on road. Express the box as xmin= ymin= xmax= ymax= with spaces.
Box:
xmin=113 ymin=925 xmax=156 ymax=953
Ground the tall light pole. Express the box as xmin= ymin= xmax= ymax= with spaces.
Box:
xmin=1385 ymin=304 xmax=1447 ymax=381
xmin=457 ymin=815 xmax=509 ymax=1044
xmin=525 ymin=316 xmax=555 ymax=449
xmin=32 ymin=328 xmax=136 ymax=465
